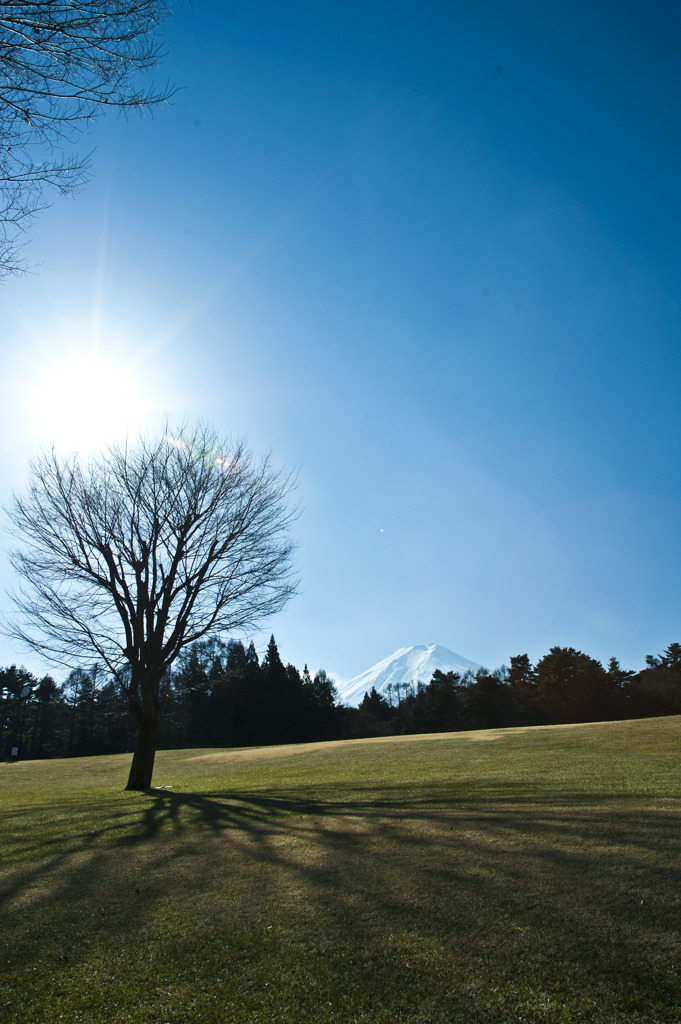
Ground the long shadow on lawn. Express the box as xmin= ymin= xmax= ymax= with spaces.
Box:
xmin=1 ymin=783 xmax=680 ymax=1020
xmin=126 ymin=787 xmax=681 ymax=1005
xmin=2 ymin=784 xmax=680 ymax=936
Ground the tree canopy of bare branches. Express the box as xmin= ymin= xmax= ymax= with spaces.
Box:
xmin=5 ymin=425 xmax=299 ymax=788
xmin=0 ymin=1 xmax=173 ymax=276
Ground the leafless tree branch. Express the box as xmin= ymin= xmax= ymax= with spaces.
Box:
xmin=0 ymin=0 xmax=174 ymax=276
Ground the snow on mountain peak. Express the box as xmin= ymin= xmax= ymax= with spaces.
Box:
xmin=336 ymin=644 xmax=481 ymax=707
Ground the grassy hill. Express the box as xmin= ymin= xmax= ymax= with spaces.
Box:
xmin=1 ymin=717 xmax=680 ymax=1022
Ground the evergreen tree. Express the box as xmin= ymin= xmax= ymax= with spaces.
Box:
xmin=359 ymin=686 xmax=391 ymax=719
xmin=0 ymin=666 xmax=36 ymax=758
xmin=627 ymin=644 xmax=681 ymax=718
xmin=533 ymin=647 xmax=616 ymax=723
xmin=302 ymin=669 xmax=340 ymax=741
xmin=200 ymin=641 xmax=241 ymax=748
xmin=28 ymin=675 xmax=62 ymax=758
xmin=311 ymin=669 xmax=338 ymax=708
xmin=171 ymin=644 xmax=211 ymax=747
xmin=260 ymin=635 xmax=299 ymax=744
xmin=226 ymin=641 xmax=265 ymax=747
xmin=606 ymin=657 xmax=634 ymax=714
xmin=62 ymin=668 xmax=87 ymax=756
xmin=506 ymin=654 xmax=535 ymax=697
xmin=355 ymin=687 xmax=394 ymax=736
xmin=96 ymin=679 xmax=134 ymax=754
xmin=662 ymin=643 xmax=681 ymax=672
xmin=426 ymin=670 xmax=462 ymax=731
xmin=73 ymin=670 xmax=98 ymax=755
xmin=464 ymin=670 xmax=523 ymax=729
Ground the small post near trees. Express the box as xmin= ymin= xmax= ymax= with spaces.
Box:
xmin=6 ymin=424 xmax=298 ymax=789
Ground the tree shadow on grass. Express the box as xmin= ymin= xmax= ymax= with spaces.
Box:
xmin=3 ymin=781 xmax=679 ymax=911
xmin=1 ymin=783 xmax=680 ymax=1021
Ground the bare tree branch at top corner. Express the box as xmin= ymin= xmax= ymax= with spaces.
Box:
xmin=0 ymin=1 xmax=174 ymax=278
xmin=4 ymin=423 xmax=300 ymax=790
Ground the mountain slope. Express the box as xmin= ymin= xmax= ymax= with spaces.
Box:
xmin=337 ymin=644 xmax=481 ymax=707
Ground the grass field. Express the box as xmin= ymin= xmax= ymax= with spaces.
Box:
xmin=1 ymin=718 xmax=680 ymax=1023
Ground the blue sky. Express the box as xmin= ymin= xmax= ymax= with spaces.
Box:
xmin=1 ymin=0 xmax=681 ymax=683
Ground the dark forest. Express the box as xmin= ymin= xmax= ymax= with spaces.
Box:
xmin=2 ymin=638 xmax=681 ymax=762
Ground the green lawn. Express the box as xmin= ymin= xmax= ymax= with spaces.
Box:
xmin=1 ymin=718 xmax=680 ymax=1023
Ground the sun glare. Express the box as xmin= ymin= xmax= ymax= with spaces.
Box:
xmin=27 ymin=347 xmax=153 ymax=455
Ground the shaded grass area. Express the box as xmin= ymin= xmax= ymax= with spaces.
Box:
xmin=1 ymin=718 xmax=680 ymax=1022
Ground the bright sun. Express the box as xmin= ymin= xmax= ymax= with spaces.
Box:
xmin=27 ymin=346 xmax=153 ymax=455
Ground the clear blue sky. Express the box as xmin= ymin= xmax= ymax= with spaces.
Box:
xmin=1 ymin=0 xmax=680 ymax=683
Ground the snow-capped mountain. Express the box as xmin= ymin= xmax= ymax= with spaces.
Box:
xmin=337 ymin=644 xmax=481 ymax=707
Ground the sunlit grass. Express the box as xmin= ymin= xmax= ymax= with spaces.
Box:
xmin=1 ymin=718 xmax=680 ymax=1022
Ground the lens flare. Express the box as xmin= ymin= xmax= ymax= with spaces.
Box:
xmin=165 ymin=435 xmax=240 ymax=473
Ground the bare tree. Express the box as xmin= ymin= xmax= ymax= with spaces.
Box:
xmin=0 ymin=0 xmax=173 ymax=276
xmin=5 ymin=425 xmax=298 ymax=789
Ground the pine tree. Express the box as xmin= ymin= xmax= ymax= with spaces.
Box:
xmin=662 ymin=643 xmax=681 ymax=672
xmin=260 ymin=635 xmax=293 ymax=744
xmin=533 ymin=647 xmax=615 ymax=723
xmin=506 ymin=654 xmax=535 ymax=697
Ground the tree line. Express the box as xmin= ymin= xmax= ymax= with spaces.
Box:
xmin=0 ymin=635 xmax=338 ymax=761
xmin=2 ymin=639 xmax=680 ymax=761
xmin=350 ymin=643 xmax=681 ymax=738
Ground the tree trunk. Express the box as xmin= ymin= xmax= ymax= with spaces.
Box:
xmin=125 ymin=711 xmax=158 ymax=790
